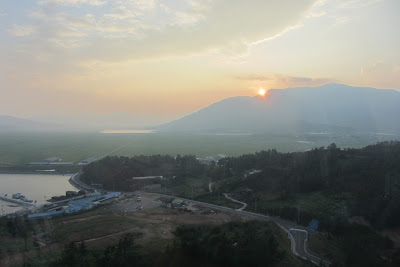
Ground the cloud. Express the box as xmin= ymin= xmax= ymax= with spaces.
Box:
xmin=8 ymin=24 xmax=36 ymax=36
xmin=333 ymin=16 xmax=350 ymax=25
xmin=360 ymin=61 xmax=400 ymax=88
xmin=38 ymin=0 xmax=106 ymax=6
xmin=10 ymin=0 xmax=316 ymax=64
xmin=361 ymin=61 xmax=400 ymax=76
xmin=235 ymin=73 xmax=336 ymax=88
xmin=82 ymin=0 xmax=316 ymax=62
xmin=339 ymin=0 xmax=384 ymax=9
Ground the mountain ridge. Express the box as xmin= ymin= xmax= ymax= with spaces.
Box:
xmin=156 ymin=83 xmax=400 ymax=134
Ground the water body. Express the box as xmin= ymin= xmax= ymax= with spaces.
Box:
xmin=0 ymin=174 xmax=78 ymax=215
xmin=100 ymin=129 xmax=155 ymax=134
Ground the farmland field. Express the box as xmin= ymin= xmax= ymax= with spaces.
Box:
xmin=0 ymin=131 xmax=394 ymax=165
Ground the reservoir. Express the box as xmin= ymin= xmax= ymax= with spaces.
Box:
xmin=100 ymin=129 xmax=155 ymax=134
xmin=0 ymin=173 xmax=78 ymax=215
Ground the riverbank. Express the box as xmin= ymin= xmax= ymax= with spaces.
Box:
xmin=69 ymin=173 xmax=95 ymax=192
xmin=0 ymin=173 xmax=80 ymax=216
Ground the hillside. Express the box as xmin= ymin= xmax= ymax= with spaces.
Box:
xmin=0 ymin=115 xmax=55 ymax=131
xmin=157 ymin=83 xmax=400 ymax=134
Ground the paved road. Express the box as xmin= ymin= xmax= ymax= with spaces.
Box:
xmin=70 ymin=173 xmax=96 ymax=191
xmin=144 ymin=191 xmax=331 ymax=266
xmin=71 ymin=174 xmax=330 ymax=266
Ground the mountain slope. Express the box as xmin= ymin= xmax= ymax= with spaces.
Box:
xmin=0 ymin=115 xmax=55 ymax=131
xmin=157 ymin=83 xmax=400 ymax=134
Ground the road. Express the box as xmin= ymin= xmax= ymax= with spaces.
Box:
xmin=70 ymin=173 xmax=96 ymax=191
xmin=145 ymin=191 xmax=331 ymax=266
xmin=72 ymin=173 xmax=330 ymax=266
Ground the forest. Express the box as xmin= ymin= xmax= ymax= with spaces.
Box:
xmin=82 ymin=141 xmax=400 ymax=229
xmin=50 ymin=221 xmax=285 ymax=267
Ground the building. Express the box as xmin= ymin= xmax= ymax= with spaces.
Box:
xmin=78 ymin=157 xmax=97 ymax=165
xmin=171 ymin=199 xmax=188 ymax=208
xmin=27 ymin=211 xmax=63 ymax=220
xmin=132 ymin=176 xmax=164 ymax=180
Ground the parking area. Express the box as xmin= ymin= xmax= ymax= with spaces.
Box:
xmin=108 ymin=193 xmax=163 ymax=214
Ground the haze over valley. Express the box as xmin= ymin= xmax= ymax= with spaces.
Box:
xmin=1 ymin=0 xmax=400 ymax=266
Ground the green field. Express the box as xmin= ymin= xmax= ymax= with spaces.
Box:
xmin=0 ymin=131 xmax=389 ymax=165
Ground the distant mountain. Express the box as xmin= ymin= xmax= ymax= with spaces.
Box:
xmin=157 ymin=83 xmax=400 ymax=134
xmin=0 ymin=115 xmax=56 ymax=131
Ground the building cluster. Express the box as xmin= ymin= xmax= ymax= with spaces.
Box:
xmin=27 ymin=192 xmax=121 ymax=220
xmin=49 ymin=190 xmax=86 ymax=202
xmin=28 ymin=156 xmax=96 ymax=166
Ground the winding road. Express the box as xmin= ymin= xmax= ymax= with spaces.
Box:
xmin=72 ymin=173 xmax=331 ymax=266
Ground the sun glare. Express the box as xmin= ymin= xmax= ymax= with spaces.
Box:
xmin=258 ymin=88 xmax=266 ymax=96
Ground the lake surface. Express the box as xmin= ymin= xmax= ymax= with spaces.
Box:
xmin=0 ymin=173 xmax=78 ymax=215
xmin=100 ymin=129 xmax=155 ymax=134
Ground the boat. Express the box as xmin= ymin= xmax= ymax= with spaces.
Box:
xmin=12 ymin=193 xmax=33 ymax=203
xmin=12 ymin=193 xmax=24 ymax=199
xmin=21 ymin=198 xmax=33 ymax=203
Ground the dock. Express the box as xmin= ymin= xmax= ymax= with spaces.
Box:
xmin=0 ymin=195 xmax=37 ymax=207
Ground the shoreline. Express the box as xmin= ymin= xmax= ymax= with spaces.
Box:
xmin=69 ymin=173 xmax=95 ymax=192
xmin=0 ymin=170 xmax=74 ymax=175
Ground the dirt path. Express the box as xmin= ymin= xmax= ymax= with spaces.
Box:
xmin=223 ymin=193 xmax=247 ymax=211
xmin=79 ymin=228 xmax=138 ymax=244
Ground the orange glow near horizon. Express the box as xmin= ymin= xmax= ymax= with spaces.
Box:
xmin=258 ymin=88 xmax=266 ymax=96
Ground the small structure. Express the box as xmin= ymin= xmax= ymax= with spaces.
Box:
xmin=171 ymin=199 xmax=188 ymax=208
xmin=132 ymin=176 xmax=164 ymax=180
xmin=66 ymin=191 xmax=79 ymax=198
xmin=48 ymin=162 xmax=73 ymax=165
xmin=308 ymin=219 xmax=319 ymax=231
xmin=78 ymin=157 xmax=97 ymax=165
xmin=65 ymin=192 xmax=121 ymax=213
xmin=27 ymin=211 xmax=63 ymax=220
xmin=244 ymin=169 xmax=262 ymax=178
xmin=12 ymin=193 xmax=24 ymax=199
xmin=64 ymin=206 xmax=83 ymax=213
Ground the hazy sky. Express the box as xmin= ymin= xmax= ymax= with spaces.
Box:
xmin=0 ymin=0 xmax=399 ymax=125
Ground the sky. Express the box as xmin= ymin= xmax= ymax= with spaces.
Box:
xmin=0 ymin=0 xmax=399 ymax=127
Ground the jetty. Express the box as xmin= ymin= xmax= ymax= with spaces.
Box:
xmin=0 ymin=194 xmax=37 ymax=207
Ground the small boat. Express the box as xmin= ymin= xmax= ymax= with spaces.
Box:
xmin=12 ymin=193 xmax=24 ymax=199
xmin=21 ymin=197 xmax=33 ymax=203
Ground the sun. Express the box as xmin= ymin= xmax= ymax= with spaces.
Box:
xmin=258 ymin=88 xmax=266 ymax=96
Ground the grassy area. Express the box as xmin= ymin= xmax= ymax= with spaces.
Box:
xmin=195 ymin=193 xmax=238 ymax=209
xmin=147 ymin=176 xmax=209 ymax=198
xmin=242 ymin=191 xmax=348 ymax=221
xmin=0 ymin=131 xmax=372 ymax=165
xmin=0 ymin=195 xmax=319 ymax=267
xmin=307 ymin=233 xmax=345 ymax=264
